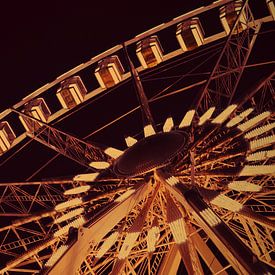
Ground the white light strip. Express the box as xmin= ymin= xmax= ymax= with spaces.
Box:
xmin=226 ymin=108 xmax=253 ymax=128
xmin=179 ymin=110 xmax=195 ymax=128
xmin=250 ymin=135 xmax=275 ymax=151
xmin=63 ymin=185 xmax=90 ymax=195
xmin=267 ymin=0 xmax=275 ymax=20
xmin=144 ymin=124 xmax=156 ymax=137
xmin=45 ymin=245 xmax=69 ymax=267
xmin=104 ymin=147 xmax=124 ymax=159
xmin=228 ymin=181 xmax=262 ymax=192
xmin=89 ymin=161 xmax=110 ymax=169
xmin=125 ymin=136 xmax=137 ymax=147
xmin=54 ymin=216 xmax=86 ymax=237
xmin=200 ymin=208 xmax=221 ymax=227
xmin=166 ymin=176 xmax=179 ymax=186
xmin=95 ymin=71 xmax=106 ymax=89
xmin=73 ymin=172 xmax=99 ymax=182
xmin=163 ymin=117 xmax=174 ymax=132
xmin=118 ymin=232 xmax=140 ymax=259
xmin=211 ymin=194 xmax=243 ymax=212
xmin=239 ymin=165 xmax=275 ymax=176
xmin=211 ymin=105 xmax=237 ymax=124
xmin=0 ymin=132 xmax=10 ymax=150
xmin=136 ymin=50 xmax=148 ymax=69
xmin=169 ymin=218 xmax=187 ymax=244
xmin=147 ymin=226 xmax=160 ymax=252
xmin=198 ymin=107 xmax=215 ymax=126
xmin=96 ymin=231 xmax=119 ymax=259
xmin=245 ymin=122 xmax=275 ymax=139
xmin=247 ymin=149 xmax=275 ymax=161
xmin=115 ymin=189 xmax=135 ymax=203
xmin=54 ymin=208 xmax=84 ymax=224
xmin=238 ymin=111 xmax=270 ymax=132
xmin=55 ymin=198 xmax=83 ymax=211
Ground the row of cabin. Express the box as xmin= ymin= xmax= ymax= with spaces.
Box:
xmin=1 ymin=0 xmax=274 ymax=155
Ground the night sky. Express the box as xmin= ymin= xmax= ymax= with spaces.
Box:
xmin=0 ymin=1 xmax=212 ymax=110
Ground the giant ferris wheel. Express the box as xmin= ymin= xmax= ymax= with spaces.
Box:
xmin=0 ymin=0 xmax=274 ymax=274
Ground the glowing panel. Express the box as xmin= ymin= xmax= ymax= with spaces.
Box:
xmin=115 ymin=189 xmax=135 ymax=203
xmin=54 ymin=208 xmax=84 ymax=224
xmin=96 ymin=231 xmax=119 ymax=259
xmin=144 ymin=124 xmax=156 ymax=137
xmin=228 ymin=181 xmax=262 ymax=192
xmin=73 ymin=172 xmax=99 ymax=182
xmin=125 ymin=136 xmax=137 ymax=147
xmin=200 ymin=208 xmax=221 ymax=227
xmin=238 ymin=111 xmax=270 ymax=132
xmin=147 ymin=225 xmax=160 ymax=252
xmin=250 ymin=134 xmax=275 ymax=151
xmin=226 ymin=108 xmax=253 ymax=127
xmin=211 ymin=194 xmax=243 ymax=212
xmin=118 ymin=232 xmax=140 ymax=259
xmin=89 ymin=161 xmax=110 ymax=169
xmin=163 ymin=117 xmax=174 ymax=132
xmin=54 ymin=216 xmax=86 ymax=237
xmin=179 ymin=110 xmax=195 ymax=128
xmin=166 ymin=176 xmax=180 ymax=186
xmin=239 ymin=165 xmax=275 ymax=176
xmin=63 ymin=185 xmax=91 ymax=195
xmin=211 ymin=105 xmax=237 ymax=124
xmin=55 ymin=198 xmax=82 ymax=211
xmin=169 ymin=218 xmax=187 ymax=244
xmin=104 ymin=147 xmax=124 ymax=159
xmin=245 ymin=122 xmax=275 ymax=139
xmin=198 ymin=107 xmax=215 ymax=126
xmin=247 ymin=149 xmax=275 ymax=161
xmin=45 ymin=245 xmax=69 ymax=267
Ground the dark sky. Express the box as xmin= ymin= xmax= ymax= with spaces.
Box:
xmin=0 ymin=0 xmax=274 ymax=181
xmin=0 ymin=1 xmax=215 ymax=111
xmin=0 ymin=0 xmax=273 ymax=110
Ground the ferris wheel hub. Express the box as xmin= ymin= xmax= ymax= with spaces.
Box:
xmin=113 ymin=131 xmax=188 ymax=177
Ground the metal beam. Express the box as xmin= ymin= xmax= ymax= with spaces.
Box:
xmin=158 ymin=244 xmax=181 ymax=275
xmin=47 ymin=183 xmax=149 ymax=275
xmin=11 ymin=109 xmax=108 ymax=169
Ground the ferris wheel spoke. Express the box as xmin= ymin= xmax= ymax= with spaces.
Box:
xmin=165 ymin=191 xmax=203 ymax=274
xmin=110 ymin=182 xmax=159 ymax=274
xmin=46 ymin=182 xmax=149 ymax=275
xmin=11 ymin=109 xmax=111 ymax=170
xmin=166 ymin=184 xmax=273 ymax=274
xmin=198 ymin=187 xmax=275 ymax=230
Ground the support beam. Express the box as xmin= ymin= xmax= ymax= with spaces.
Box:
xmin=194 ymin=0 xmax=260 ymax=112
xmin=158 ymin=244 xmax=181 ymax=275
xmin=191 ymin=230 xmax=228 ymax=275
xmin=47 ymin=183 xmax=149 ymax=275
xmin=159 ymin=170 xmax=273 ymax=275
xmin=11 ymin=109 xmax=108 ymax=169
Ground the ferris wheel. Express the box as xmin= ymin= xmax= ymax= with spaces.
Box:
xmin=0 ymin=0 xmax=274 ymax=274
